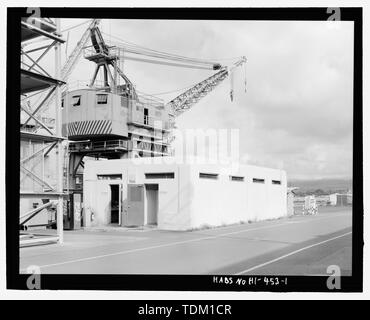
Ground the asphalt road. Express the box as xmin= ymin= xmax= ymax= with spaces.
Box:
xmin=20 ymin=206 xmax=352 ymax=275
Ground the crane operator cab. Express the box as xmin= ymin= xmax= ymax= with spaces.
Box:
xmin=61 ymin=88 xmax=172 ymax=158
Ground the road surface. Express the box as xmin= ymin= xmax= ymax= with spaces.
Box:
xmin=20 ymin=206 xmax=352 ymax=275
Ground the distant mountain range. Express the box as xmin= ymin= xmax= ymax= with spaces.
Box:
xmin=288 ymin=178 xmax=352 ymax=195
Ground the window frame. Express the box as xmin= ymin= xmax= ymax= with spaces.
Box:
xmin=96 ymin=94 xmax=108 ymax=105
xmin=145 ymin=172 xmax=175 ymax=179
xmin=199 ymin=173 xmax=219 ymax=180
xmin=230 ymin=175 xmax=245 ymax=182
xmin=97 ymin=174 xmax=122 ymax=180
xmin=252 ymin=178 xmax=265 ymax=184
xmin=72 ymin=95 xmax=81 ymax=107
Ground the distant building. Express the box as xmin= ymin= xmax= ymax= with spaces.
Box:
xmin=347 ymin=191 xmax=352 ymax=205
xmin=329 ymin=193 xmax=338 ymax=206
xmin=315 ymin=195 xmax=330 ymax=206
xmin=287 ymin=187 xmax=298 ymax=216
xmin=329 ymin=192 xmax=352 ymax=206
xmin=336 ymin=194 xmax=348 ymax=206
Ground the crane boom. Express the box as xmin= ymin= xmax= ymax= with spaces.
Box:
xmin=37 ymin=19 xmax=101 ymax=116
xmin=166 ymin=56 xmax=247 ymax=116
xmin=62 ymin=19 xmax=101 ymax=81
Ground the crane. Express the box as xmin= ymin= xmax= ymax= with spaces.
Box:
xmin=63 ymin=24 xmax=247 ymax=193
xmin=26 ymin=20 xmax=245 ymax=132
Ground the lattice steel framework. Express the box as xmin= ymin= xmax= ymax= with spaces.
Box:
xmin=20 ymin=17 xmax=66 ymax=244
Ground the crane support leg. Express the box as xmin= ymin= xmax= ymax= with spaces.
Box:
xmin=68 ymin=153 xmax=84 ymax=190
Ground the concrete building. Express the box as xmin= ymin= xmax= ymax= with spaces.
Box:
xmin=329 ymin=192 xmax=352 ymax=206
xmin=83 ymin=157 xmax=287 ymax=231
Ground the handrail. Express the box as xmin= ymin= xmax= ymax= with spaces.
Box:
xmin=69 ymin=139 xmax=129 ymax=151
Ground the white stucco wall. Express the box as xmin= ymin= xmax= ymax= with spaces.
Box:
xmin=83 ymin=158 xmax=193 ymax=229
xmin=83 ymin=157 xmax=287 ymax=230
xmin=188 ymin=163 xmax=287 ymax=229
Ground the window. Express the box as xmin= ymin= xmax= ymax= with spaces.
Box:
xmin=199 ymin=173 xmax=219 ymax=180
xmin=97 ymin=174 xmax=122 ymax=180
xmin=97 ymin=94 xmax=108 ymax=104
xmin=272 ymin=180 xmax=281 ymax=185
xmin=145 ymin=172 xmax=175 ymax=179
xmin=230 ymin=175 xmax=244 ymax=182
xmin=144 ymin=108 xmax=149 ymax=125
xmin=253 ymin=178 xmax=265 ymax=184
xmin=72 ymin=95 xmax=81 ymax=106
xmin=61 ymin=99 xmax=64 ymax=109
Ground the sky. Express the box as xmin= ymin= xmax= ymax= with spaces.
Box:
xmin=55 ymin=18 xmax=353 ymax=180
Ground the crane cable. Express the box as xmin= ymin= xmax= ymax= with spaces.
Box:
xmin=97 ymin=29 xmax=247 ymax=100
xmin=100 ymin=31 xmax=243 ymax=68
xmin=111 ymin=43 xmax=218 ymax=68
xmin=101 ymin=31 xmax=219 ymax=65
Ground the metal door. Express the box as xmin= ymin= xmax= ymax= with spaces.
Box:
xmin=126 ymin=184 xmax=145 ymax=226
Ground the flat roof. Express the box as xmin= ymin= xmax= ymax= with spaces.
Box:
xmin=84 ymin=156 xmax=287 ymax=175
xmin=20 ymin=131 xmax=65 ymax=142
xmin=21 ymin=69 xmax=64 ymax=94
xmin=21 ymin=18 xmax=65 ymax=43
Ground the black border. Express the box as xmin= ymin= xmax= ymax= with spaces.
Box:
xmin=6 ymin=7 xmax=363 ymax=292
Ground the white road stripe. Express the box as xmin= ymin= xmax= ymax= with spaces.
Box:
xmin=20 ymin=213 xmax=351 ymax=272
xmin=234 ymin=231 xmax=352 ymax=275
xmin=21 ymin=223 xmax=296 ymax=271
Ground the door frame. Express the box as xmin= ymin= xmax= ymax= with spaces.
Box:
xmin=144 ymin=183 xmax=159 ymax=226
xmin=109 ymin=183 xmax=123 ymax=225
